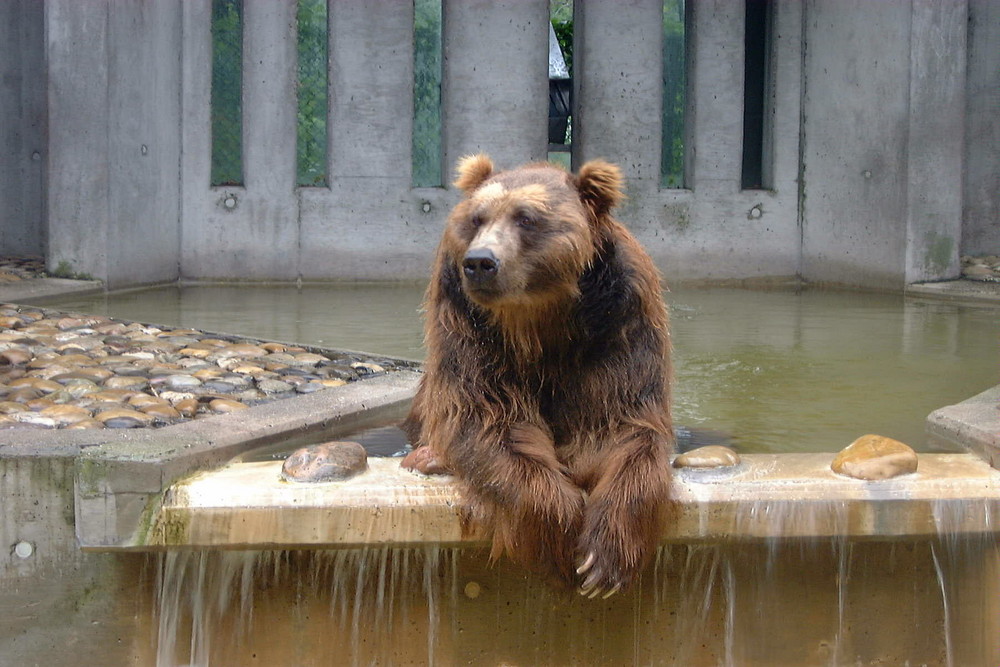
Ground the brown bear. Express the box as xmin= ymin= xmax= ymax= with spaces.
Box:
xmin=402 ymin=155 xmax=673 ymax=598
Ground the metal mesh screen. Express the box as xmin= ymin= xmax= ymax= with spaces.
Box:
xmin=297 ymin=0 xmax=328 ymax=187
xmin=211 ymin=0 xmax=243 ymax=186
xmin=661 ymin=0 xmax=686 ymax=188
xmin=412 ymin=0 xmax=443 ymax=188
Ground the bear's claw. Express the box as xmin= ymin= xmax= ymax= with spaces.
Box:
xmin=577 ymin=551 xmax=624 ymax=599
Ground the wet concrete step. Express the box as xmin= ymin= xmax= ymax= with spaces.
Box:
xmin=142 ymin=452 xmax=1000 ymax=550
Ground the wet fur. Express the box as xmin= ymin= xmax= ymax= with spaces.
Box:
xmin=402 ymin=155 xmax=673 ymax=594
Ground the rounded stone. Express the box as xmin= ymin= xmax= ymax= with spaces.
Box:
xmin=39 ymin=404 xmax=93 ymax=426
xmin=11 ymin=413 xmax=57 ymax=428
xmin=104 ymin=376 xmax=149 ymax=391
xmin=209 ymin=398 xmax=249 ymax=413
xmin=201 ymin=380 xmax=237 ymax=393
xmin=295 ymin=381 xmax=329 ymax=394
xmin=351 ymin=361 xmax=385 ymax=375
xmin=0 ymin=348 xmax=32 ymax=365
xmin=128 ymin=394 xmax=169 ymax=409
xmin=257 ymin=378 xmax=294 ymax=395
xmin=163 ymin=374 xmax=203 ymax=390
xmin=174 ymin=398 xmax=200 ymax=418
xmin=281 ymin=441 xmax=368 ymax=483
xmin=140 ymin=403 xmax=181 ymax=421
xmin=672 ymin=445 xmax=742 ymax=469
xmin=64 ymin=419 xmax=104 ymax=430
xmin=95 ymin=408 xmax=154 ymax=426
xmin=0 ymin=401 xmax=27 ymax=415
xmin=831 ymin=434 xmax=918 ymax=480
xmin=290 ymin=352 xmax=328 ymax=366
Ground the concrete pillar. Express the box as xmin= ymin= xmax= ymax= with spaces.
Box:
xmin=904 ymin=0 xmax=967 ymax=283
xmin=45 ymin=0 xmax=111 ymax=281
xmin=799 ymin=0 xmax=912 ymax=288
xmin=441 ymin=0 xmax=549 ymax=174
xmin=963 ymin=0 xmax=1000 ymax=256
xmin=45 ymin=0 xmax=182 ymax=288
xmin=573 ymin=0 xmax=664 ymax=185
xmin=106 ymin=0 xmax=183 ymax=288
xmin=0 ymin=0 xmax=46 ymax=257
xmin=686 ymin=0 xmax=745 ymax=193
xmin=182 ymin=0 xmax=300 ymax=281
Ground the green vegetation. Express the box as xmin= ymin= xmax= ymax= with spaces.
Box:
xmin=296 ymin=0 xmax=328 ymax=186
xmin=210 ymin=0 xmax=243 ymax=186
xmin=50 ymin=260 xmax=95 ymax=281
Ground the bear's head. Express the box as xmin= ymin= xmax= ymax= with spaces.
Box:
xmin=442 ymin=154 xmax=625 ymax=311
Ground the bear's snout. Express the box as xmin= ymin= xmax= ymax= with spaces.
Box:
xmin=462 ymin=247 xmax=500 ymax=284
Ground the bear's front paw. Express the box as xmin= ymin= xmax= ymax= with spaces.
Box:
xmin=400 ymin=446 xmax=451 ymax=475
xmin=575 ymin=520 xmax=648 ymax=599
xmin=575 ymin=548 xmax=631 ymax=599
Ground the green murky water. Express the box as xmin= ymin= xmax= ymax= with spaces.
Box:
xmin=48 ymin=284 xmax=998 ymax=453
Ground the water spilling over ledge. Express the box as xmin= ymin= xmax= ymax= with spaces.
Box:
xmin=140 ymin=453 xmax=1000 ymax=550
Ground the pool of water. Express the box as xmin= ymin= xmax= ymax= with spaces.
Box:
xmin=48 ymin=283 xmax=997 ymax=454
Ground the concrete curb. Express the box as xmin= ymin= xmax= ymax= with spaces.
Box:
xmin=142 ymin=451 xmax=1000 ymax=550
xmin=0 ymin=278 xmax=105 ymax=304
xmin=72 ymin=370 xmax=421 ymax=550
xmin=906 ymin=279 xmax=1000 ymax=306
xmin=927 ymin=384 xmax=1000 ymax=468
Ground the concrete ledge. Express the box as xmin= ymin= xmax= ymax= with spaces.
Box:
xmin=906 ymin=279 xmax=1000 ymax=306
xmin=0 ymin=277 xmax=104 ymax=304
xmin=135 ymin=452 xmax=1000 ymax=551
xmin=927 ymin=384 xmax=1000 ymax=467
xmin=73 ymin=370 xmax=421 ymax=550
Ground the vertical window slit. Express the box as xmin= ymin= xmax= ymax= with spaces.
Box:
xmin=296 ymin=0 xmax=329 ymax=187
xmin=741 ymin=0 xmax=770 ymax=190
xmin=413 ymin=0 xmax=443 ymax=188
xmin=548 ymin=0 xmax=573 ymax=169
xmin=661 ymin=0 xmax=687 ymax=188
xmin=210 ymin=0 xmax=244 ymax=186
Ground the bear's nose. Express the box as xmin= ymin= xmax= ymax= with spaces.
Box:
xmin=462 ymin=248 xmax=500 ymax=281
xmin=462 ymin=248 xmax=499 ymax=281
xmin=462 ymin=249 xmax=499 ymax=279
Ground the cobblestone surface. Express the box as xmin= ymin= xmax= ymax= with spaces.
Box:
xmin=0 ymin=303 xmax=415 ymax=430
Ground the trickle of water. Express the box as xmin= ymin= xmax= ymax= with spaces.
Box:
xmin=148 ymin=538 xmax=995 ymax=665
xmin=152 ymin=547 xmax=448 ymax=667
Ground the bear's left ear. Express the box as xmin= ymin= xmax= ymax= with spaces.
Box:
xmin=453 ymin=154 xmax=495 ymax=195
xmin=575 ymin=159 xmax=625 ymax=218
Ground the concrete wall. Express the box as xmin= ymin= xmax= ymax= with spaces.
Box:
xmin=964 ymin=0 xmax=1000 ymax=255
xmin=0 ymin=0 xmax=46 ymax=257
xmin=800 ymin=0 xmax=971 ymax=287
xmin=10 ymin=0 xmax=1000 ymax=288
xmin=574 ymin=0 xmax=803 ymax=283
xmin=46 ymin=0 xmax=182 ymax=288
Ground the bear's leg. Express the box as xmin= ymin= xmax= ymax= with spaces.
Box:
xmin=575 ymin=422 xmax=672 ymax=598
xmin=458 ymin=422 xmax=585 ymax=585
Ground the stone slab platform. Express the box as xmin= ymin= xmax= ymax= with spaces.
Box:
xmin=906 ymin=278 xmax=1000 ymax=305
xmin=0 ymin=277 xmax=104 ymax=304
xmin=135 ymin=451 xmax=1000 ymax=551
xmin=928 ymin=385 xmax=1000 ymax=468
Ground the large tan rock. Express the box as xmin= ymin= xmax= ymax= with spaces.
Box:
xmin=281 ymin=441 xmax=368 ymax=483
xmin=673 ymin=445 xmax=741 ymax=469
xmin=831 ymin=434 xmax=918 ymax=480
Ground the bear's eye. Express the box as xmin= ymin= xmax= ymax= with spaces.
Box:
xmin=470 ymin=214 xmax=485 ymax=228
xmin=514 ymin=212 xmax=535 ymax=228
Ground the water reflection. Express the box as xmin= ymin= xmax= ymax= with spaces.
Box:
xmin=48 ymin=285 xmax=998 ymax=453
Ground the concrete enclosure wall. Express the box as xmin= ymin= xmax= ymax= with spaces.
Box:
xmin=964 ymin=0 xmax=1000 ymax=255
xmin=1 ymin=0 xmax=997 ymax=288
xmin=0 ymin=0 xmax=46 ymax=257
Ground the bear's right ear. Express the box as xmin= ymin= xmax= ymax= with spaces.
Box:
xmin=576 ymin=159 xmax=625 ymax=218
xmin=453 ymin=154 xmax=494 ymax=194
